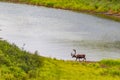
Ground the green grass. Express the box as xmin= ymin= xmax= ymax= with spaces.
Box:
xmin=0 ymin=40 xmax=42 ymax=80
xmin=0 ymin=0 xmax=120 ymax=13
xmin=0 ymin=40 xmax=120 ymax=80
xmin=39 ymin=58 xmax=120 ymax=80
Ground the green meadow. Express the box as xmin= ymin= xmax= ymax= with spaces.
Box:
xmin=0 ymin=40 xmax=120 ymax=80
xmin=0 ymin=0 xmax=120 ymax=80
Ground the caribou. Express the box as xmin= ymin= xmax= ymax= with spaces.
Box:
xmin=71 ymin=49 xmax=86 ymax=61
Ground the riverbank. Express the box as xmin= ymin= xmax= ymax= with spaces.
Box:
xmin=0 ymin=0 xmax=120 ymax=21
xmin=0 ymin=40 xmax=120 ymax=80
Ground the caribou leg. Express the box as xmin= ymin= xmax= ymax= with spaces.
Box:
xmin=83 ymin=57 xmax=86 ymax=61
xmin=76 ymin=58 xmax=77 ymax=61
xmin=79 ymin=58 xmax=81 ymax=62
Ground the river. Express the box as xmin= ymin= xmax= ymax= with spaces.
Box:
xmin=0 ymin=2 xmax=120 ymax=61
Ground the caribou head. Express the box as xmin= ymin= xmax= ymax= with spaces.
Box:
xmin=71 ymin=53 xmax=76 ymax=58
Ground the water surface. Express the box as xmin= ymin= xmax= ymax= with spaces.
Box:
xmin=0 ymin=2 xmax=120 ymax=61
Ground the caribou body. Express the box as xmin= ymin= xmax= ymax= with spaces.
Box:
xmin=71 ymin=49 xmax=86 ymax=61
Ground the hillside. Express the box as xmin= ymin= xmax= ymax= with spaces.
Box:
xmin=0 ymin=40 xmax=42 ymax=79
xmin=0 ymin=40 xmax=120 ymax=80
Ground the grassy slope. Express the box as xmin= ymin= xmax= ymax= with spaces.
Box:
xmin=39 ymin=58 xmax=120 ymax=80
xmin=0 ymin=40 xmax=120 ymax=80
xmin=0 ymin=40 xmax=42 ymax=80
xmin=0 ymin=0 xmax=120 ymax=13
xmin=0 ymin=0 xmax=120 ymax=21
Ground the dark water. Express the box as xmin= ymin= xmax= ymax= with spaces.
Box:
xmin=0 ymin=2 xmax=120 ymax=61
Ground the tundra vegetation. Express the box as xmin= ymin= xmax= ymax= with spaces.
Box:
xmin=0 ymin=0 xmax=120 ymax=21
xmin=0 ymin=40 xmax=120 ymax=80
